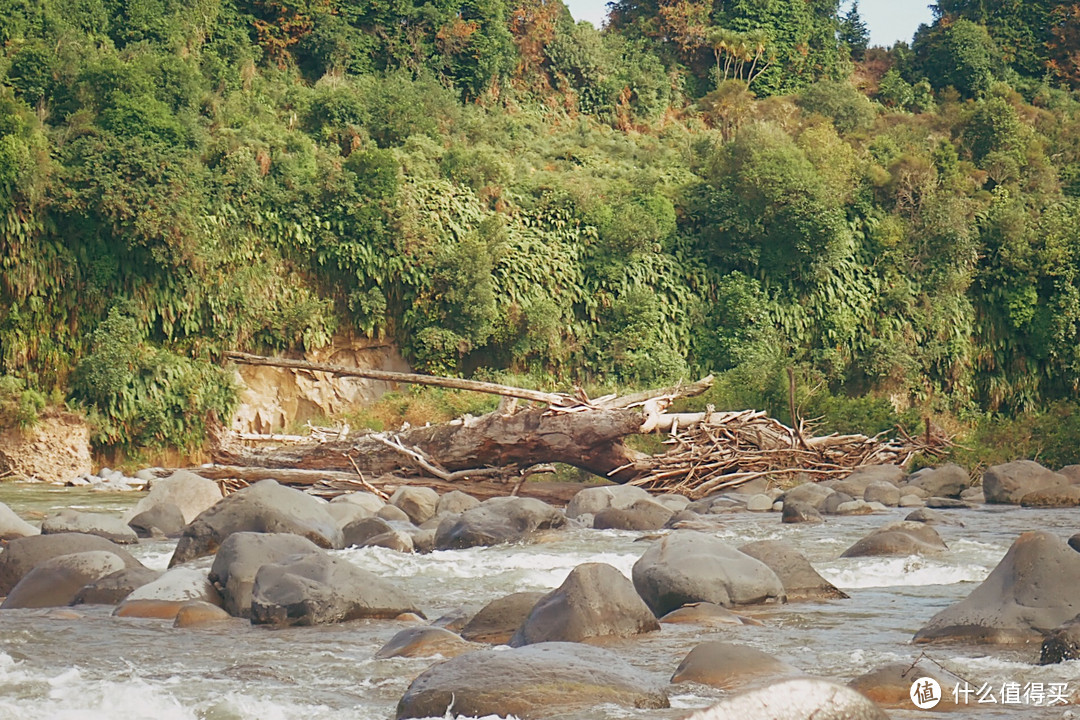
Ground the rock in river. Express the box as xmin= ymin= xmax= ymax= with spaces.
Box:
xmin=738 ymin=540 xmax=848 ymax=601
xmin=914 ymin=531 xmax=1080 ymax=644
xmin=209 ymin=532 xmax=322 ymax=618
xmin=632 ymin=530 xmax=785 ymax=616
xmin=433 ymin=497 xmax=565 ymax=550
xmin=840 ymin=521 xmax=948 ymax=558
xmin=170 ymin=479 xmax=343 ymax=566
xmin=671 ymin=641 xmax=800 ymax=689
xmin=395 ymin=642 xmax=668 ymax=719
xmin=0 ymin=532 xmax=145 ymax=594
xmin=510 ymin=562 xmax=659 ymax=646
xmin=250 ymin=549 xmax=420 ymax=626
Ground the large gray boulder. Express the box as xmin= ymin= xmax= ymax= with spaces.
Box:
xmin=115 ymin=567 xmax=223 ymax=619
xmin=738 ymin=540 xmax=847 ymax=601
xmin=1020 ymin=485 xmax=1080 ymax=508
xmin=779 ymin=483 xmax=834 ymax=511
xmin=906 ymin=464 xmax=969 ymax=498
xmin=914 ymin=531 xmax=1080 ymax=644
xmin=434 ymin=497 xmax=565 ymax=550
xmin=632 ymin=531 xmax=786 ymax=616
xmin=566 ymin=485 xmax=654 ymax=518
xmin=128 ymin=503 xmax=186 ymax=538
xmin=435 ymin=490 xmax=480 ymax=516
xmin=671 ymin=641 xmax=799 ymax=689
xmin=840 ymin=522 xmax=948 ymax=558
xmin=72 ymin=567 xmax=163 ymax=605
xmin=209 ymin=532 xmax=322 ymax=618
xmin=395 ymin=642 xmax=668 ymax=719
xmin=42 ymin=509 xmax=138 ymax=544
xmin=1040 ymin=615 xmax=1080 ymax=664
xmin=250 ymin=550 xmax=420 ymax=626
xmin=0 ymin=533 xmax=145 ymax=594
xmin=124 ymin=469 xmax=222 ymax=525
xmin=510 ymin=563 xmax=659 ymax=646
xmin=592 ymin=499 xmax=673 ymax=531
xmin=460 ymin=591 xmax=546 ymax=644
xmin=862 ymin=481 xmax=900 ymax=507
xmin=170 ymin=480 xmax=343 ymax=566
xmin=982 ymin=460 xmax=1069 ymax=504
xmin=1 ymin=551 xmax=127 ymax=609
xmin=390 ymin=487 xmax=439 ymax=525
xmin=0 ymin=501 xmax=39 ymax=540
xmin=683 ymin=678 xmax=888 ymax=720
xmin=343 ymin=517 xmax=396 ymax=548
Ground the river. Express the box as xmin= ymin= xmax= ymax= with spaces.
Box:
xmin=0 ymin=483 xmax=1078 ymax=719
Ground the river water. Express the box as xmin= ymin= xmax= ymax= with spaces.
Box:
xmin=0 ymin=484 xmax=1078 ymax=719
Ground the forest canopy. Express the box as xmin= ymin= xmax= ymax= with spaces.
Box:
xmin=3 ymin=0 xmax=1080 ymax=456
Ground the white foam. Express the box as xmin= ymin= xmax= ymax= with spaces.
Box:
xmin=816 ymin=555 xmax=989 ymax=588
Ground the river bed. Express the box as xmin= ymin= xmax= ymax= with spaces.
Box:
xmin=0 ymin=483 xmax=1078 ymax=719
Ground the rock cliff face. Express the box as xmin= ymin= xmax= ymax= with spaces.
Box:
xmin=230 ymin=339 xmax=409 ymax=434
xmin=0 ymin=411 xmax=92 ymax=484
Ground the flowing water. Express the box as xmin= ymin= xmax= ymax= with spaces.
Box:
xmin=0 ymin=483 xmax=1079 ymax=719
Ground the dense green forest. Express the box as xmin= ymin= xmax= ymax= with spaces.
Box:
xmin=3 ymin=0 xmax=1080 ymax=462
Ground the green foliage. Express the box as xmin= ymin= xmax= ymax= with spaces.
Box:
xmin=951 ymin=402 xmax=1080 ymax=470
xmin=912 ymin=18 xmax=998 ymax=98
xmin=71 ymin=307 xmax=236 ymax=449
xmin=0 ymin=375 xmax=47 ymax=429
xmin=797 ymin=80 xmax=876 ymax=134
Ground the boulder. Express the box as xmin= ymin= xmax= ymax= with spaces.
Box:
xmin=1040 ymin=615 xmax=1080 ymax=664
xmin=738 ymin=540 xmax=848 ymax=601
xmin=1 ymin=551 xmax=127 ymax=609
xmin=431 ymin=607 xmax=475 ymax=633
xmin=925 ymin=497 xmax=969 ymax=509
xmin=209 ymin=532 xmax=322 ymax=618
xmin=863 ymin=481 xmax=900 ymax=507
xmin=435 ymin=490 xmax=480 ymax=516
xmin=845 ymin=465 xmax=906 ymax=487
xmin=849 ymin=661 xmax=966 ymax=710
xmin=331 ymin=491 xmax=385 ymax=514
xmin=410 ymin=527 xmax=435 ymax=554
xmin=510 ymin=563 xmax=659 ymax=646
xmin=1020 ymin=485 xmax=1080 ymax=508
xmin=128 ymin=503 xmax=186 ymax=538
xmin=959 ymin=487 xmax=985 ymax=504
xmin=376 ymin=504 xmax=412 ymax=523
xmin=434 ymin=497 xmax=566 ymax=550
xmin=906 ymin=464 xmax=968 ymax=499
xmin=0 ymin=533 xmax=144 ymax=594
xmin=460 ymin=591 xmax=546 ymax=644
xmin=343 ymin=517 xmax=396 ymax=548
xmin=659 ymin=602 xmax=752 ymax=626
xmin=982 ymin=460 xmax=1069 ymax=504
xmin=782 ymin=501 xmax=823 ymax=524
xmin=124 ymin=469 xmax=222 ymax=525
xmin=683 ymin=678 xmax=888 ymax=720
xmin=914 ymin=531 xmax=1080 ymax=644
xmin=566 ymin=484 xmax=653 ymax=518
xmin=250 ymin=550 xmax=420 ymax=626
xmin=170 ymin=479 xmax=343 ymax=566
xmin=745 ymin=494 xmax=774 ymax=512
xmin=592 ymin=500 xmax=673 ymax=531
xmin=904 ymin=508 xmax=964 ymax=526
xmin=780 ymin=483 xmax=834 ymax=511
xmin=898 ymin=495 xmax=925 ymax=508
xmin=632 ymin=531 xmax=786 ymax=616
xmin=375 ymin=626 xmax=477 ymax=659
xmin=655 ymin=494 xmax=691 ymax=512
xmin=41 ymin=509 xmax=138 ymax=544
xmin=822 ymin=492 xmax=854 ymax=514
xmin=395 ymin=642 xmax=668 ymax=719
xmin=0 ymin=501 xmax=39 ymax=540
xmin=390 ymin=487 xmax=439 ymax=525
xmin=840 ymin=522 xmax=948 ymax=558
xmin=173 ymin=600 xmax=235 ymax=628
xmin=326 ymin=502 xmax=375 ymax=530
xmin=834 ymin=500 xmax=875 ymax=515
xmin=72 ymin=567 xmax=162 ymax=605
xmin=671 ymin=641 xmax=799 ymax=689
xmin=361 ymin=530 xmax=415 ymax=553
xmin=115 ymin=567 xmax=222 ymax=619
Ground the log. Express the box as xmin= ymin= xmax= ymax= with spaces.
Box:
xmin=225 ymin=351 xmax=574 ymax=407
xmin=213 ymin=406 xmax=650 ymax=483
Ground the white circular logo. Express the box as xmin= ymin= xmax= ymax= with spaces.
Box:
xmin=910 ymin=677 xmax=942 ymax=709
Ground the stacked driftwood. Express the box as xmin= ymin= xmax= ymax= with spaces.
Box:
xmin=623 ymin=409 xmax=948 ymax=499
xmin=208 ymin=353 xmax=949 ymax=500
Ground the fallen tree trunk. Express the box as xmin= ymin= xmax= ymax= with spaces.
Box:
xmin=213 ymin=406 xmax=650 ymax=484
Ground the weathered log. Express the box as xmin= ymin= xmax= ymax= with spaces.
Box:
xmin=213 ymin=406 xmax=649 ymax=483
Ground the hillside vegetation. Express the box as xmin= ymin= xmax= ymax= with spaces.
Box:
xmin=2 ymin=0 xmax=1080 ymax=461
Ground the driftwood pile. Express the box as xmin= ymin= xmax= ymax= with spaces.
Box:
xmin=624 ymin=409 xmax=948 ymax=499
xmin=210 ymin=353 xmax=950 ymax=500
